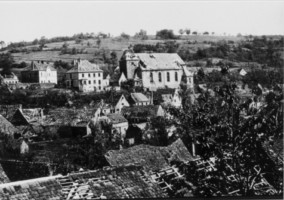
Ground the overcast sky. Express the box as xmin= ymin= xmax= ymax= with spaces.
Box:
xmin=0 ymin=1 xmax=283 ymax=43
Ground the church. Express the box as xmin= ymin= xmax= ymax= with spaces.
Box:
xmin=119 ymin=50 xmax=194 ymax=90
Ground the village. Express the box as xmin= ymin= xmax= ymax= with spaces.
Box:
xmin=0 ymin=1 xmax=283 ymax=199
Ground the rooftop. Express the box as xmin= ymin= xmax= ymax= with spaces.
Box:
xmin=24 ymin=61 xmax=56 ymax=71
xmin=136 ymin=53 xmax=185 ymax=70
xmin=67 ymin=59 xmax=103 ymax=73
xmin=131 ymin=93 xmax=149 ymax=103
xmin=107 ymin=113 xmax=128 ymax=124
xmin=105 ymin=139 xmax=194 ymax=172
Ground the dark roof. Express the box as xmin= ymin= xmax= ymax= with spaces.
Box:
xmin=105 ymin=139 xmax=194 ymax=172
xmin=107 ymin=113 xmax=128 ymax=124
xmin=0 ymin=104 xmax=22 ymax=121
xmin=0 ymin=114 xmax=18 ymax=136
xmin=0 ymin=164 xmax=9 ymax=184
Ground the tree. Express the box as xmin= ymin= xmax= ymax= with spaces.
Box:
xmin=0 ymin=41 xmax=6 ymax=49
xmin=156 ymin=29 xmax=177 ymax=39
xmin=179 ymin=29 xmax=184 ymax=35
xmin=96 ymin=39 xmax=101 ymax=48
xmin=192 ymin=31 xmax=198 ymax=35
xmin=135 ymin=29 xmax=148 ymax=40
xmin=120 ymin=32 xmax=130 ymax=40
xmin=0 ymin=53 xmax=14 ymax=75
xmin=185 ymin=29 xmax=191 ymax=35
xmin=203 ymin=32 xmax=209 ymax=35
xmin=167 ymin=84 xmax=283 ymax=196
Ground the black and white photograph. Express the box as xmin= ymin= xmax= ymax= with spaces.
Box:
xmin=0 ymin=0 xmax=283 ymax=199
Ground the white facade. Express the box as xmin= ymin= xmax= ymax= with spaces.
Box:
xmin=66 ymin=71 xmax=104 ymax=92
xmin=141 ymin=70 xmax=183 ymax=89
xmin=39 ymin=67 xmax=57 ymax=84
xmin=1 ymin=73 xmax=19 ymax=85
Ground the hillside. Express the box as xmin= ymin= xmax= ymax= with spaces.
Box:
xmin=1 ymin=35 xmax=244 ymax=64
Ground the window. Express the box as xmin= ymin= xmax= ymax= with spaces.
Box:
xmin=99 ymin=73 xmax=101 ymax=77
xmin=150 ymin=72 xmax=154 ymax=83
xmin=158 ymin=72 xmax=162 ymax=82
xmin=88 ymin=73 xmax=90 ymax=77
xmin=84 ymin=81 xmax=86 ymax=84
xmin=82 ymin=73 xmax=84 ymax=78
xmin=93 ymin=73 xmax=96 ymax=77
xmin=167 ymin=72 xmax=170 ymax=82
xmin=99 ymin=86 xmax=101 ymax=90
xmin=175 ymin=72 xmax=178 ymax=81
xmin=99 ymin=80 xmax=101 ymax=85
xmin=94 ymin=80 xmax=96 ymax=84
xmin=89 ymin=80 xmax=91 ymax=84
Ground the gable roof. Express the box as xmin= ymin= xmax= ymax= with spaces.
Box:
xmin=136 ymin=53 xmax=185 ymax=70
xmin=0 ymin=114 xmax=18 ymax=136
xmin=131 ymin=93 xmax=149 ymax=103
xmin=105 ymin=138 xmax=194 ymax=172
xmin=0 ymin=104 xmax=22 ymax=121
xmin=183 ymin=65 xmax=194 ymax=76
xmin=67 ymin=59 xmax=103 ymax=73
xmin=24 ymin=61 xmax=56 ymax=71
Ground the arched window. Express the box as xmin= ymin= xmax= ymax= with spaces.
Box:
xmin=150 ymin=72 xmax=154 ymax=83
xmin=167 ymin=72 xmax=170 ymax=82
xmin=175 ymin=72 xmax=178 ymax=81
xmin=158 ymin=72 xmax=162 ymax=82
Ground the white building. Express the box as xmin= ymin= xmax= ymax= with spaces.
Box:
xmin=66 ymin=59 xmax=109 ymax=92
xmin=119 ymin=51 xmax=194 ymax=90
xmin=0 ymin=73 xmax=19 ymax=85
xmin=21 ymin=61 xmax=57 ymax=84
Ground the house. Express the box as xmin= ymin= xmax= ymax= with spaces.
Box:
xmin=130 ymin=92 xmax=150 ymax=106
xmin=102 ymin=94 xmax=130 ymax=114
xmin=107 ymin=113 xmax=129 ymax=140
xmin=0 ymin=72 xmax=19 ymax=85
xmin=105 ymin=138 xmax=195 ymax=172
xmin=119 ymin=50 xmax=193 ymax=90
xmin=0 ymin=104 xmax=22 ymax=121
xmin=156 ymin=88 xmax=182 ymax=107
xmin=66 ymin=59 xmax=108 ymax=92
xmin=121 ymin=105 xmax=165 ymax=123
xmin=21 ymin=61 xmax=57 ymax=84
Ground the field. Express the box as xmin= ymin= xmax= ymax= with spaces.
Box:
xmin=3 ymin=35 xmax=245 ymax=64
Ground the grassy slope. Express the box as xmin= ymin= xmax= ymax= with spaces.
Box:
xmin=4 ymin=35 xmax=244 ymax=64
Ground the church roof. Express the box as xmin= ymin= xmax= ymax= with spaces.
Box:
xmin=136 ymin=53 xmax=185 ymax=70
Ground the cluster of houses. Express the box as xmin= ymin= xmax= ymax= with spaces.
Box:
xmin=0 ymin=50 xmax=195 ymax=93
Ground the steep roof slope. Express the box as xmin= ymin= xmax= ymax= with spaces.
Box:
xmin=0 ymin=114 xmax=18 ymax=136
xmin=24 ymin=61 xmax=56 ymax=71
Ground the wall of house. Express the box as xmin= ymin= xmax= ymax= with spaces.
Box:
xmin=39 ymin=69 xmax=57 ymax=84
xmin=112 ymin=122 xmax=129 ymax=140
xmin=115 ymin=96 xmax=130 ymax=113
xmin=21 ymin=71 xmax=39 ymax=83
xmin=119 ymin=58 xmax=140 ymax=79
xmin=66 ymin=72 xmax=104 ymax=92
xmin=3 ymin=78 xmax=19 ymax=85
xmin=141 ymin=70 xmax=183 ymax=89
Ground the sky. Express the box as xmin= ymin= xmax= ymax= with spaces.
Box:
xmin=0 ymin=1 xmax=284 ymax=44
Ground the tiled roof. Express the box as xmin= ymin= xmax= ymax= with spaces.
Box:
xmin=67 ymin=59 xmax=102 ymax=73
xmin=131 ymin=93 xmax=149 ymax=103
xmin=136 ymin=53 xmax=185 ymax=70
xmin=0 ymin=175 xmax=63 ymax=200
xmin=105 ymin=139 xmax=194 ymax=172
xmin=24 ymin=61 xmax=56 ymax=71
xmin=57 ymin=165 xmax=167 ymax=199
xmin=107 ymin=113 xmax=128 ymax=124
